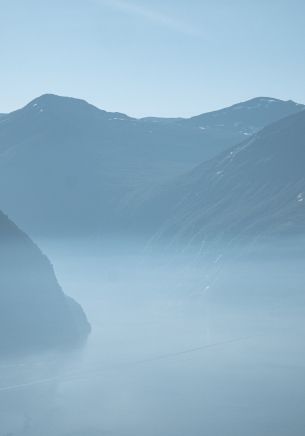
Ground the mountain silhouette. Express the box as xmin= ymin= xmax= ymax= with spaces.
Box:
xmin=0 ymin=94 xmax=302 ymax=237
xmin=0 ymin=209 xmax=90 ymax=356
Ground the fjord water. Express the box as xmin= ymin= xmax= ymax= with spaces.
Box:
xmin=1 ymin=238 xmax=305 ymax=436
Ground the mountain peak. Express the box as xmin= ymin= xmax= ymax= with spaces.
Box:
xmin=25 ymin=93 xmax=97 ymax=112
xmin=189 ymin=96 xmax=304 ymax=133
xmin=229 ymin=96 xmax=301 ymax=111
xmin=21 ymin=94 xmax=132 ymax=122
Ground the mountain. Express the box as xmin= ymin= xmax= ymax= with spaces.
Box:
xmin=131 ymin=109 xmax=305 ymax=243
xmin=0 ymin=94 xmax=303 ymax=237
xmin=0 ymin=210 xmax=90 ymax=356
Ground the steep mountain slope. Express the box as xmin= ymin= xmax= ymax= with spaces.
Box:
xmin=133 ymin=109 xmax=305 ymax=243
xmin=0 ymin=94 xmax=302 ymax=236
xmin=0 ymin=210 xmax=90 ymax=355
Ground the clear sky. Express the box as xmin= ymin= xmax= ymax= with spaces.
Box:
xmin=1 ymin=0 xmax=305 ymax=117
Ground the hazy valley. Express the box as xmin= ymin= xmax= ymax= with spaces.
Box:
xmin=1 ymin=94 xmax=305 ymax=436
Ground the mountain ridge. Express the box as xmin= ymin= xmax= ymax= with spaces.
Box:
xmin=2 ymin=93 xmax=303 ymax=121
xmin=131 ymin=109 xmax=305 ymax=243
xmin=0 ymin=93 xmax=303 ymax=237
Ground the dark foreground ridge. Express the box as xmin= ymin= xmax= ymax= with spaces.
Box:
xmin=0 ymin=210 xmax=90 ymax=356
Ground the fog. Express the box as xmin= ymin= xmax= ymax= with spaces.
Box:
xmin=1 ymin=238 xmax=305 ymax=436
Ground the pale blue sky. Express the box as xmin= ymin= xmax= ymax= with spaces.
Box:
xmin=1 ymin=0 xmax=305 ymax=117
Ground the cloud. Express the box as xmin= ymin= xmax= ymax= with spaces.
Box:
xmin=96 ymin=0 xmax=202 ymax=37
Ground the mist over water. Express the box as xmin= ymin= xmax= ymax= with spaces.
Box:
xmin=1 ymin=238 xmax=304 ymax=436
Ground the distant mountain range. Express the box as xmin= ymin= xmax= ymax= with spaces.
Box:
xmin=0 ymin=94 xmax=302 ymax=237
xmin=131 ymin=109 xmax=305 ymax=243
xmin=0 ymin=210 xmax=90 ymax=356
